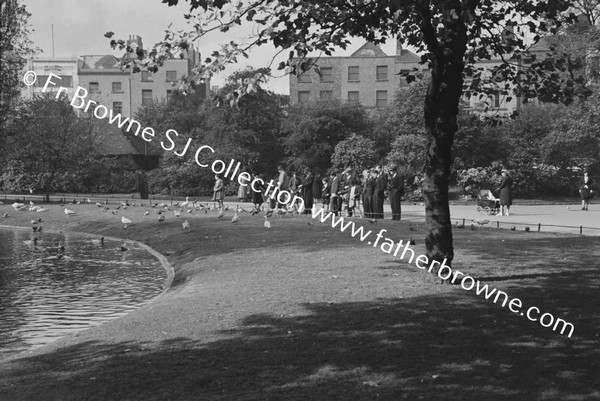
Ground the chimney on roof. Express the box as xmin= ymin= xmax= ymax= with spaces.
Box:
xmin=127 ymin=35 xmax=143 ymax=50
xmin=396 ymin=37 xmax=403 ymax=56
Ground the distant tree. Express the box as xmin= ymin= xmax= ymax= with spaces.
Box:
xmin=0 ymin=0 xmax=37 ymax=148
xmin=138 ymin=68 xmax=287 ymax=195
xmin=108 ymin=0 xmax=581 ymax=267
xmin=1 ymin=95 xmax=97 ymax=201
xmin=331 ymin=133 xmax=377 ymax=174
xmin=281 ymin=99 xmax=371 ymax=174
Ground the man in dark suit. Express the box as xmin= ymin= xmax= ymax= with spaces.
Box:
xmin=329 ymin=170 xmax=340 ymax=216
xmin=373 ymin=167 xmax=387 ymax=219
xmin=388 ymin=164 xmax=404 ymax=220
xmin=361 ymin=169 xmax=372 ymax=218
xmin=299 ymin=168 xmax=314 ymax=214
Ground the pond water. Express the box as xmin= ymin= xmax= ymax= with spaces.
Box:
xmin=0 ymin=227 xmax=169 ymax=357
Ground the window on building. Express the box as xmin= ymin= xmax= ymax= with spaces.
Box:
xmin=34 ymin=75 xmax=73 ymax=88
xmin=60 ymin=76 xmax=73 ymax=87
xmin=166 ymin=71 xmax=177 ymax=82
xmin=89 ymin=82 xmax=100 ymax=92
xmin=142 ymin=90 xmax=153 ymax=106
xmin=297 ymin=73 xmax=312 ymax=83
xmin=320 ymin=67 xmax=333 ymax=82
xmin=348 ymin=91 xmax=359 ymax=104
xmin=113 ymin=102 xmax=123 ymax=114
xmin=298 ymin=91 xmax=311 ymax=104
xmin=376 ymin=90 xmax=388 ymax=108
xmin=112 ymin=82 xmax=122 ymax=92
xmin=34 ymin=75 xmax=49 ymax=87
xmin=348 ymin=66 xmax=359 ymax=81
xmin=320 ymin=90 xmax=332 ymax=100
xmin=141 ymin=71 xmax=153 ymax=82
xmin=376 ymin=65 xmax=388 ymax=81
xmin=493 ymin=92 xmax=501 ymax=108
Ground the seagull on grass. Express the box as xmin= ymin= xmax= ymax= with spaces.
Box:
xmin=121 ymin=216 xmax=132 ymax=228
xmin=179 ymin=197 xmax=190 ymax=208
xmin=12 ymin=202 xmax=26 ymax=211
xmin=217 ymin=209 xmax=224 ymax=219
xmin=158 ymin=215 xmax=165 ymax=224
xmin=64 ymin=208 xmax=76 ymax=216
xmin=182 ymin=219 xmax=190 ymax=230
xmin=264 ymin=216 xmax=271 ymax=229
xmin=232 ymin=212 xmax=239 ymax=223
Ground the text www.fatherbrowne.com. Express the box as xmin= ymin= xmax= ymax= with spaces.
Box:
xmin=310 ymin=207 xmax=575 ymax=338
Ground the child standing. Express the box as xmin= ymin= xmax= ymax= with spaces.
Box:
xmin=213 ymin=174 xmax=224 ymax=209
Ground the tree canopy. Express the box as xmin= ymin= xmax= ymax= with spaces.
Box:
xmin=0 ymin=0 xmax=36 ymax=148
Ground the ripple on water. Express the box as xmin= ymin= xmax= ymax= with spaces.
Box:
xmin=0 ymin=228 xmax=168 ymax=356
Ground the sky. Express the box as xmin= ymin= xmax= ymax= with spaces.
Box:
xmin=22 ymin=0 xmax=401 ymax=95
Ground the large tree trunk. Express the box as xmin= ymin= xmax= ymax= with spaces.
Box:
xmin=423 ymin=121 xmax=455 ymax=266
xmin=421 ymin=34 xmax=467 ymax=268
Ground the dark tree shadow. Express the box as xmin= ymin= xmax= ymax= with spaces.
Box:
xmin=2 ymin=277 xmax=598 ymax=401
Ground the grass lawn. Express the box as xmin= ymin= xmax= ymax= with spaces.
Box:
xmin=0 ymin=201 xmax=598 ymax=400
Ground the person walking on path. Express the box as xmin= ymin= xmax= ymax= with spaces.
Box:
xmin=388 ymin=164 xmax=404 ymax=220
xmin=497 ymin=168 xmax=513 ymax=216
xmin=213 ymin=174 xmax=225 ymax=209
xmin=579 ymin=170 xmax=593 ymax=211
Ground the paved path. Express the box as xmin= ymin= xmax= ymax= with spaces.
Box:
xmin=397 ymin=203 xmax=600 ymax=236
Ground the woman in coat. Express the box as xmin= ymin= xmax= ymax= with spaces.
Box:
xmin=497 ymin=169 xmax=513 ymax=216
xmin=579 ymin=170 xmax=593 ymax=211
xmin=213 ymin=174 xmax=224 ymax=209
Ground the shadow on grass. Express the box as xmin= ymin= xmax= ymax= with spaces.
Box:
xmin=2 ymin=277 xmax=599 ymax=401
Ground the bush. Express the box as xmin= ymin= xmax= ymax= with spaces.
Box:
xmin=457 ymin=163 xmax=503 ymax=197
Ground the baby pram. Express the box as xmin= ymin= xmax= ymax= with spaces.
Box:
xmin=476 ymin=189 xmax=500 ymax=215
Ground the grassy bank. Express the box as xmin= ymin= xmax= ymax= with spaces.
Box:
xmin=0 ymin=202 xmax=598 ymax=400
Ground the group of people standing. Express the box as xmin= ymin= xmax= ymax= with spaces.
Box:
xmin=232 ymin=164 xmax=406 ymax=220
xmin=356 ymin=164 xmax=404 ymax=220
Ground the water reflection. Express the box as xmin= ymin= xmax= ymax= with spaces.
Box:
xmin=0 ymin=228 xmax=167 ymax=356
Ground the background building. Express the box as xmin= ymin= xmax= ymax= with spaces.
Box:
xmin=78 ymin=54 xmax=131 ymax=116
xmin=21 ymin=35 xmax=210 ymax=172
xmin=21 ymin=57 xmax=79 ymax=99
xmin=289 ymin=40 xmax=422 ymax=110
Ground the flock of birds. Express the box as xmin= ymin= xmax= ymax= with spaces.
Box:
xmin=75 ymin=196 xmax=283 ymax=230
xmin=7 ymin=197 xmax=286 ymax=236
xmin=1 ymin=196 xmax=311 ymax=259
